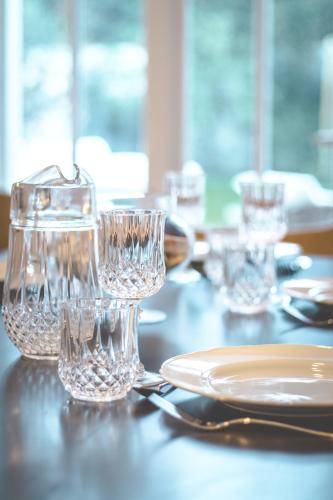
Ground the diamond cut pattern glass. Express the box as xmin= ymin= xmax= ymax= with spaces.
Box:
xmin=223 ymin=243 xmax=276 ymax=314
xmin=58 ymin=298 xmax=139 ymax=402
xmin=98 ymin=209 xmax=166 ymax=300
xmin=2 ymin=164 xmax=99 ymax=360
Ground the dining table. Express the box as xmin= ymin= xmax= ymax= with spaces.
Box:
xmin=0 ymin=255 xmax=333 ymax=500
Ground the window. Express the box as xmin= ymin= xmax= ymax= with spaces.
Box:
xmin=79 ymin=1 xmax=147 ymax=194
xmin=273 ymin=0 xmax=333 ymax=186
xmin=186 ymin=0 xmax=333 ymax=224
xmin=1 ymin=0 xmax=333 ymax=219
xmin=186 ymin=0 xmax=254 ymax=223
xmin=2 ymin=0 xmax=147 ymax=194
xmin=23 ymin=0 xmax=72 ymax=181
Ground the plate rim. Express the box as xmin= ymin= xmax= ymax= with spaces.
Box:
xmin=160 ymin=344 xmax=333 ymax=412
xmin=283 ymin=278 xmax=333 ymax=305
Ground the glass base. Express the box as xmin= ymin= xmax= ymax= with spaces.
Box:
xmin=139 ymin=309 xmax=167 ymax=324
xmin=227 ymin=301 xmax=270 ymax=315
xmin=134 ymin=370 xmax=165 ymax=388
xmin=167 ymin=267 xmax=201 ymax=284
xmin=22 ymin=353 xmax=59 ymax=361
xmin=68 ymin=389 xmax=128 ymax=403
xmin=270 ymin=290 xmax=284 ymax=306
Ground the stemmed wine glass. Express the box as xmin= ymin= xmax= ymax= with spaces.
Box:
xmin=98 ymin=208 xmax=166 ymax=381
xmin=100 ymin=193 xmax=193 ymax=323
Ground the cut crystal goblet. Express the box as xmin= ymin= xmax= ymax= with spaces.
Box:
xmin=98 ymin=208 xmax=166 ymax=379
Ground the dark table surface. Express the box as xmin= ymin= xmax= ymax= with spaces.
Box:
xmin=1 ymin=257 xmax=333 ymax=500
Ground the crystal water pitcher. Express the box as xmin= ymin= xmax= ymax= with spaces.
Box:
xmin=2 ymin=165 xmax=100 ymax=359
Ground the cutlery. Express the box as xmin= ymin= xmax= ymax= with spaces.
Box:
xmin=134 ymin=383 xmax=333 ymax=439
xmin=281 ymin=295 xmax=333 ymax=327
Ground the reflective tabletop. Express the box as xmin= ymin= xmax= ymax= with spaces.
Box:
xmin=1 ymin=257 xmax=333 ymax=500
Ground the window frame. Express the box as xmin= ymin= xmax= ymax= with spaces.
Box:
xmin=0 ymin=0 xmax=23 ymax=190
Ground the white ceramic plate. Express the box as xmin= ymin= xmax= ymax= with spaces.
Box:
xmin=283 ymin=278 xmax=333 ymax=305
xmin=160 ymin=344 xmax=333 ymax=416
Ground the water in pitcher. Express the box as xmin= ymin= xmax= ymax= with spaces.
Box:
xmin=3 ymin=226 xmax=99 ymax=359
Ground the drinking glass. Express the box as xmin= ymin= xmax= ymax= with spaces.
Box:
xmin=58 ymin=298 xmax=139 ymax=402
xmin=164 ymin=169 xmax=206 ymax=229
xmin=204 ymin=227 xmax=239 ymax=288
xmin=223 ymin=242 xmax=276 ymax=314
xmin=240 ymin=181 xmax=287 ymax=243
xmin=163 ymin=170 xmax=205 ymax=282
xmin=98 ymin=209 xmax=166 ymax=300
xmin=98 ymin=209 xmax=166 ymax=377
xmin=102 ymin=194 xmax=193 ymax=323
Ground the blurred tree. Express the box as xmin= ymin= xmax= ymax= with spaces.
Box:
xmin=274 ymin=0 xmax=333 ymax=185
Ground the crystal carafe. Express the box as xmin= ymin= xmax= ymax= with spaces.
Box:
xmin=2 ymin=165 xmax=100 ymax=360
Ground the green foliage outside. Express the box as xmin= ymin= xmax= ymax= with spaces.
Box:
xmin=274 ymin=0 xmax=333 ymax=183
xmin=205 ymin=176 xmax=240 ymax=225
xmin=186 ymin=0 xmax=333 ymax=223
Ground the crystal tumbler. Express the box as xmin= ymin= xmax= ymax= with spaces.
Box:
xmin=58 ymin=298 xmax=139 ymax=402
xmin=240 ymin=181 xmax=287 ymax=243
xmin=223 ymin=243 xmax=276 ymax=314
xmin=98 ymin=209 xmax=166 ymax=300
xmin=204 ymin=227 xmax=239 ymax=288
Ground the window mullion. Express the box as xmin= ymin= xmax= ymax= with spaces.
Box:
xmin=254 ymin=0 xmax=273 ymax=175
xmin=67 ymin=0 xmax=81 ymax=164
xmin=145 ymin=0 xmax=185 ymax=192
xmin=0 ymin=0 xmax=22 ymax=190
